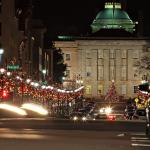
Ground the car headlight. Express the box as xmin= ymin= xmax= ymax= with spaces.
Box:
xmin=82 ymin=116 xmax=87 ymax=121
xmin=21 ymin=103 xmax=48 ymax=116
xmin=99 ymin=108 xmax=105 ymax=113
xmin=73 ymin=116 xmax=78 ymax=121
xmin=105 ymin=107 xmax=112 ymax=115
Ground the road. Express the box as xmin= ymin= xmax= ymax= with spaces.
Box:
xmin=0 ymin=118 xmax=150 ymax=150
xmin=0 ymin=128 xmax=150 ymax=150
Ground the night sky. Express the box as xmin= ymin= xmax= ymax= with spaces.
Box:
xmin=32 ymin=0 xmax=150 ymax=46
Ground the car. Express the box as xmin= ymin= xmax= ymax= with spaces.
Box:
xmin=70 ymin=112 xmax=87 ymax=121
xmin=134 ymin=109 xmax=146 ymax=120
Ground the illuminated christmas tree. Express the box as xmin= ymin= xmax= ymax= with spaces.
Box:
xmin=104 ymin=80 xmax=119 ymax=103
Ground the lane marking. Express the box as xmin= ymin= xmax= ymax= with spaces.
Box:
xmin=131 ymin=137 xmax=150 ymax=140
xmin=132 ymin=139 xmax=150 ymax=142
xmin=117 ymin=133 xmax=125 ymax=137
xmin=130 ymin=133 xmax=145 ymax=136
xmin=132 ymin=143 xmax=150 ymax=147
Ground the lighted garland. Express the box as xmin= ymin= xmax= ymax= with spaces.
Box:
xmin=0 ymin=68 xmax=84 ymax=102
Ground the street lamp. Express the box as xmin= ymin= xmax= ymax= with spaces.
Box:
xmin=0 ymin=48 xmax=4 ymax=55
xmin=0 ymin=48 xmax=4 ymax=66
xmin=42 ymin=69 xmax=46 ymax=81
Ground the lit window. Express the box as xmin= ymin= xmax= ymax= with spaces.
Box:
xmin=85 ymin=85 xmax=92 ymax=95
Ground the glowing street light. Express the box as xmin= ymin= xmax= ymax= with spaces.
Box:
xmin=42 ymin=69 xmax=46 ymax=81
xmin=0 ymin=48 xmax=4 ymax=65
xmin=0 ymin=48 xmax=4 ymax=55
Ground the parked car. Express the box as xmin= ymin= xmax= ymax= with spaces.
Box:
xmin=70 ymin=112 xmax=87 ymax=121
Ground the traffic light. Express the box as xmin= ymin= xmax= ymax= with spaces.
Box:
xmin=139 ymin=83 xmax=150 ymax=92
xmin=2 ymin=90 xmax=9 ymax=98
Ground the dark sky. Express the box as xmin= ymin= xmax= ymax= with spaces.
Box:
xmin=32 ymin=0 xmax=150 ymax=45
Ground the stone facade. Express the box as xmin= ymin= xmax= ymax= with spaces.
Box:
xmin=54 ymin=37 xmax=150 ymax=99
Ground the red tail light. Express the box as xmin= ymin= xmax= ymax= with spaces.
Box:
xmin=107 ymin=115 xmax=116 ymax=121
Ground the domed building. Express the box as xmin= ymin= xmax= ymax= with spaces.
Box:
xmin=54 ymin=1 xmax=150 ymax=101
xmin=91 ymin=2 xmax=135 ymax=33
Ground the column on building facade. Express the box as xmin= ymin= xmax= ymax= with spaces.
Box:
xmin=92 ymin=49 xmax=98 ymax=97
xmin=116 ymin=48 xmax=121 ymax=95
xmin=103 ymin=48 xmax=109 ymax=95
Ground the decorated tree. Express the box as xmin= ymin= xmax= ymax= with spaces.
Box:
xmin=135 ymin=51 xmax=150 ymax=81
xmin=104 ymin=80 xmax=119 ymax=103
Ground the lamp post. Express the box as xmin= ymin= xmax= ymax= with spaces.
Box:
xmin=0 ymin=48 xmax=4 ymax=66
xmin=42 ymin=69 xmax=46 ymax=83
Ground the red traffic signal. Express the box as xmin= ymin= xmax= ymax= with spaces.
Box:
xmin=1 ymin=90 xmax=9 ymax=98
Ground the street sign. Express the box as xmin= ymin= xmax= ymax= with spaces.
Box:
xmin=7 ymin=65 xmax=19 ymax=70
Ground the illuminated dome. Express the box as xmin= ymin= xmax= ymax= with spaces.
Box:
xmin=91 ymin=2 xmax=135 ymax=33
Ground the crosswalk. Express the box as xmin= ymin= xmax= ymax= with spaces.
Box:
xmin=130 ymin=132 xmax=150 ymax=148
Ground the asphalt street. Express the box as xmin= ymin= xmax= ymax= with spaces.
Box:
xmin=0 ymin=128 xmax=150 ymax=150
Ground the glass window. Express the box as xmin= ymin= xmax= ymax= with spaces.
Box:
xmin=86 ymin=52 xmax=91 ymax=58
xmin=132 ymin=50 xmax=139 ymax=59
xmin=66 ymin=54 xmax=71 ymax=61
xmin=121 ymin=85 xmax=126 ymax=95
xmin=121 ymin=50 xmax=127 ymax=58
xmin=98 ymin=66 xmax=103 ymax=80
xmin=86 ymin=66 xmax=91 ymax=77
xmin=98 ymin=85 xmax=103 ymax=95
xmin=134 ymin=86 xmax=138 ymax=93
xmin=85 ymin=85 xmax=92 ymax=95
xmin=121 ymin=59 xmax=126 ymax=66
xmin=98 ymin=59 xmax=103 ymax=66
xmin=110 ymin=59 xmax=115 ymax=66
xmin=110 ymin=66 xmax=115 ymax=80
xmin=98 ymin=50 xmax=103 ymax=58
xmin=121 ymin=66 xmax=126 ymax=80
xmin=66 ymin=70 xmax=70 ymax=78
xmin=86 ymin=58 xmax=92 ymax=66
xmin=110 ymin=49 xmax=115 ymax=58
xmin=133 ymin=67 xmax=138 ymax=79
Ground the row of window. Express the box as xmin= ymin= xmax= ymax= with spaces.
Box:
xmin=85 ymin=85 xmax=138 ymax=95
xmin=86 ymin=50 xmax=139 ymax=59
xmin=65 ymin=50 xmax=140 ymax=62
xmin=66 ymin=66 xmax=138 ymax=81
xmin=86 ymin=58 xmax=138 ymax=66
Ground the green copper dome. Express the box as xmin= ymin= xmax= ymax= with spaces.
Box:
xmin=91 ymin=2 xmax=135 ymax=33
